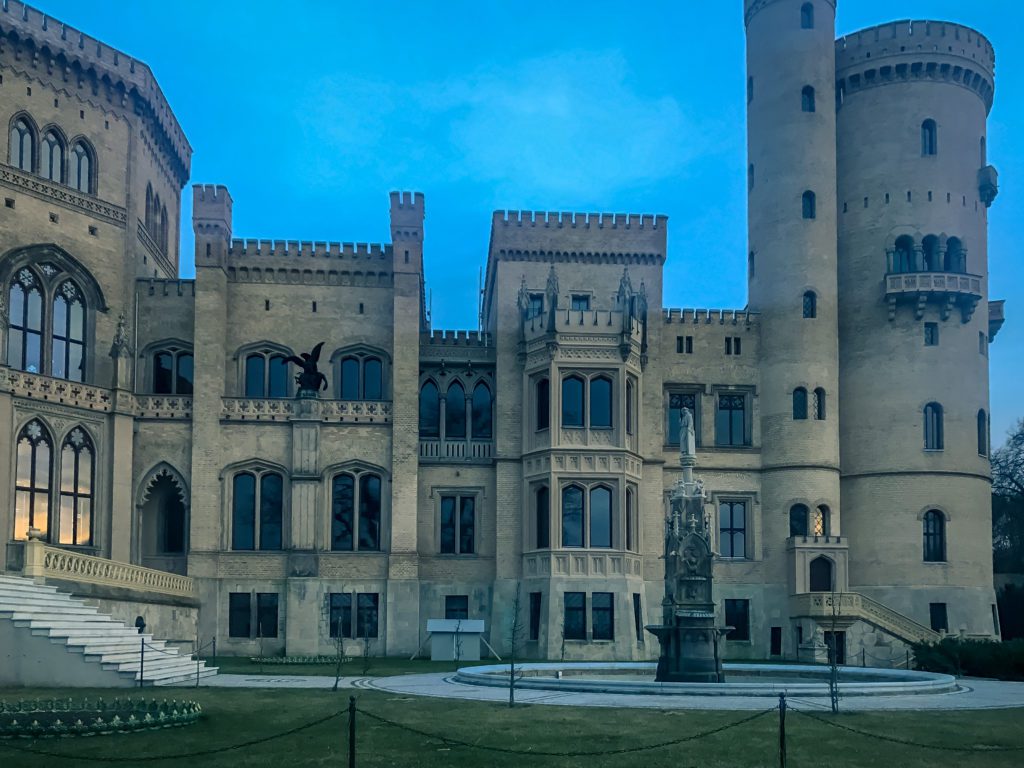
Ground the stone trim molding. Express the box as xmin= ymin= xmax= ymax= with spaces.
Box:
xmin=0 ymin=163 xmax=126 ymax=225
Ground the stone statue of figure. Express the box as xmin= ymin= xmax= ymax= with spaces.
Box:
xmin=679 ymin=406 xmax=696 ymax=458
xmin=285 ymin=342 xmax=328 ymax=395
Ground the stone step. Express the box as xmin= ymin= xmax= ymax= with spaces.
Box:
xmin=36 ymin=626 xmax=147 ymax=639
xmin=75 ymin=640 xmax=168 ymax=656
xmin=0 ymin=575 xmax=60 ymax=590
xmin=107 ymin=655 xmax=195 ymax=674
xmin=5 ymin=611 xmax=117 ymax=623
xmin=149 ymin=667 xmax=218 ymax=686
xmin=0 ymin=591 xmax=89 ymax=608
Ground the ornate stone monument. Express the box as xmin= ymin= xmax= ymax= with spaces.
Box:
xmin=646 ymin=408 xmax=728 ymax=683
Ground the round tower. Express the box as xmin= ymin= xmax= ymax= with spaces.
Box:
xmin=745 ymin=0 xmax=843 ymax=643
xmin=835 ymin=20 xmax=997 ymax=636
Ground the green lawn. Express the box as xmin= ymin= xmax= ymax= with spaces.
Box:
xmin=1 ymin=686 xmax=1022 ymax=768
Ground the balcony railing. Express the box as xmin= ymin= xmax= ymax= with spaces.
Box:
xmin=523 ymin=549 xmax=643 ymax=579
xmin=2 ymin=369 xmax=112 ymax=412
xmin=885 ymin=271 xmax=983 ymax=322
xmin=220 ymin=398 xmax=392 ymax=424
xmin=419 ymin=439 xmax=493 ymax=462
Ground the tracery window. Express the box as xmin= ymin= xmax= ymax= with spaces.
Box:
xmin=923 ymin=510 xmax=946 ymax=562
xmin=419 ymin=381 xmax=440 ymax=437
xmin=811 ymin=505 xmax=831 ymax=537
xmin=58 ymin=428 xmax=93 ymax=546
xmin=536 ymin=485 xmax=550 ymax=549
xmin=41 ymin=130 xmax=64 ymax=182
xmin=152 ymin=346 xmax=194 ymax=395
xmin=231 ymin=470 xmax=284 ymax=551
xmin=6 ymin=268 xmax=43 ymax=373
xmin=243 ymin=350 xmax=290 ymax=398
xmin=471 ymin=382 xmax=492 ymax=439
xmin=9 ymin=117 xmax=34 ymax=171
xmin=14 ymin=420 xmax=52 ymax=541
xmin=51 ymin=281 xmax=86 ymax=382
xmin=71 ymin=140 xmax=94 ymax=194
xmin=331 ymin=470 xmax=383 ymax=551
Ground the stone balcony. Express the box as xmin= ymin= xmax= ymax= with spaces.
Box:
xmin=884 ymin=271 xmax=983 ymax=322
xmin=523 ymin=309 xmax=642 ymax=342
xmin=220 ymin=397 xmax=391 ymax=424
xmin=522 ymin=549 xmax=643 ymax=579
xmin=418 ymin=439 xmax=493 ymax=463
xmin=786 ymin=535 xmax=849 ymax=596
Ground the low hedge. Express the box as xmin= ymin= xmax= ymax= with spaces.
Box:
xmin=0 ymin=697 xmax=202 ymax=738
xmin=911 ymin=637 xmax=1024 ymax=681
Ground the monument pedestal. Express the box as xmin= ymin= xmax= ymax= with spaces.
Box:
xmin=647 ymin=614 xmax=725 ymax=683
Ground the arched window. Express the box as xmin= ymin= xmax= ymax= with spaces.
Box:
xmin=231 ymin=470 xmax=283 ymax=551
xmin=923 ymin=510 xmax=946 ymax=562
xmin=801 ymin=85 xmax=816 ymax=113
xmin=589 ymin=486 xmax=613 ymax=549
xmin=793 ymin=388 xmax=808 ymax=420
xmin=471 ymin=382 xmax=493 ymax=439
xmin=71 ymin=140 xmax=93 ymax=193
xmin=243 ymin=351 xmax=289 ymax=398
xmin=809 ymin=556 xmax=834 ymax=592
xmin=536 ymin=377 xmax=550 ymax=431
xmin=337 ymin=351 xmax=385 ymax=400
xmin=363 ymin=357 xmax=383 ymax=400
xmin=9 ymin=118 xmax=35 ymax=171
xmin=59 ymin=427 xmax=93 ymax=546
xmin=153 ymin=347 xmax=194 ymax=395
xmin=812 ymin=505 xmax=831 ymax=537
xmin=894 ymin=235 xmax=915 ymax=273
xmin=358 ymin=473 xmax=382 ymax=550
xmin=445 ymin=381 xmax=467 ymax=439
xmin=803 ymin=291 xmax=817 ymax=319
xmin=625 ymin=379 xmax=635 ymax=436
xmin=562 ymin=485 xmax=584 ymax=548
xmin=331 ymin=470 xmax=382 ymax=550
xmin=6 ymin=268 xmax=44 ymax=373
xmin=145 ymin=184 xmax=154 ymax=232
xmin=160 ymin=204 xmax=169 ymax=254
xmin=814 ymin=388 xmax=826 ymax=420
xmin=802 ymin=190 xmax=816 ymax=220
xmin=789 ymin=504 xmax=809 ymax=537
xmin=419 ymin=381 xmax=440 ymax=437
xmin=924 ymin=402 xmax=944 ymax=450
xmin=945 ymin=237 xmax=965 ymax=273
xmin=51 ymin=281 xmax=86 ymax=382
xmin=14 ymin=420 xmax=52 ymax=540
xmin=41 ymin=130 xmax=64 ymax=182
xmin=340 ymin=357 xmax=359 ymax=399
xmin=562 ymin=375 xmax=585 ymax=428
xmin=922 ymin=235 xmax=940 ymax=271
xmin=536 ymin=486 xmax=550 ymax=549
xmin=922 ymin=119 xmax=938 ymax=156
xmin=800 ymin=2 xmax=814 ymax=29
xmin=589 ymin=376 xmax=612 ymax=429
xmin=978 ymin=409 xmax=988 ymax=456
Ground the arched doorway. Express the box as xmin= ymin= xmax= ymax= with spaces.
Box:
xmin=137 ymin=465 xmax=189 ymax=575
xmin=809 ymin=556 xmax=834 ymax=592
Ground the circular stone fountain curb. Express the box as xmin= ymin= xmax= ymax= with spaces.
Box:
xmin=455 ymin=663 xmax=958 ymax=697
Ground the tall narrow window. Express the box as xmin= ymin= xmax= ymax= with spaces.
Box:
xmin=259 ymin=473 xmax=283 ymax=550
xmin=924 ymin=402 xmax=944 ymax=450
xmin=358 ymin=473 xmax=382 ymax=551
xmin=633 ymin=594 xmax=643 ymax=642
xmin=929 ymin=603 xmax=949 ymax=633
xmin=9 ymin=118 xmax=34 ymax=171
xmin=561 ymin=485 xmax=584 ymax=548
xmin=922 ymin=235 xmax=940 ymax=271
xmin=331 ymin=473 xmax=355 ymax=551
xmin=625 ymin=379 xmax=634 ymax=436
xmin=256 ymin=593 xmax=278 ymax=638
xmin=71 ymin=140 xmax=93 ymax=193
xmin=536 ymin=378 xmax=550 ymax=430
xmin=802 ymin=190 xmax=816 ymax=220
xmin=268 ymin=355 xmax=288 ymax=398
xmin=445 ymin=382 xmax=467 ymax=439
xmin=562 ymin=375 xmax=585 ymax=428
xmin=945 ymin=237 xmax=965 ymax=273
xmin=589 ymin=486 xmax=612 ymax=549
xmin=356 ymin=593 xmax=379 ymax=638
xmin=439 ymin=494 xmax=475 ymax=555
xmin=812 ymin=505 xmax=831 ymax=537
xmin=564 ymin=592 xmax=586 ymax=640
xmin=529 ymin=592 xmax=542 ymax=641
xmin=793 ymin=388 xmax=808 ymax=420
xmin=51 ymin=281 xmax=86 ymax=382
xmin=536 ymin=486 xmax=550 ymax=549
xmin=725 ymin=599 xmax=750 ymax=641
xmin=800 ymin=2 xmax=814 ymax=29
xmin=667 ymin=393 xmax=698 ymax=446
xmin=58 ymin=427 xmax=93 ymax=546
xmin=923 ymin=510 xmax=946 ymax=562
xmin=789 ymin=504 xmax=809 ymax=538
xmin=922 ymin=119 xmax=938 ymax=156
xmin=894 ymin=235 xmax=914 ymax=273
xmin=802 ymin=291 xmax=817 ymax=318
xmin=231 ymin=472 xmax=256 ymax=550
xmin=471 ymin=383 xmax=492 ymax=439
xmin=154 ymin=352 xmax=174 ymax=394
xmin=589 ymin=376 xmax=612 ymax=429
xmin=340 ymin=357 xmax=360 ymax=400
xmin=715 ymin=394 xmax=748 ymax=447
xmin=363 ymin=357 xmax=383 ymax=400
xmin=329 ymin=593 xmax=352 ymax=638
xmin=231 ymin=470 xmax=282 ymax=551
xmin=801 ymin=85 xmax=816 ymax=113
xmin=7 ymin=269 xmax=44 ymax=373
xmin=809 ymin=556 xmax=834 ymax=592
xmin=978 ymin=409 xmax=988 ymax=456
xmin=41 ymin=130 xmax=64 ymax=182
xmin=592 ymin=593 xmax=614 ymax=640
xmin=719 ymin=501 xmax=747 ymax=558
xmin=813 ymin=388 xmax=826 ymax=420
xmin=14 ymin=420 xmax=52 ymax=541
xmin=419 ymin=381 xmax=440 ymax=437
xmin=244 ymin=355 xmax=265 ymax=397
xmin=625 ymin=488 xmax=634 ymax=552
xmin=228 ymin=593 xmax=251 ymax=638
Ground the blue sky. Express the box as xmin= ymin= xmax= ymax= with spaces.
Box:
xmin=36 ymin=0 xmax=1023 ymax=445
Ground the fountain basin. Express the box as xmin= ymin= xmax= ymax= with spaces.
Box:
xmin=455 ymin=662 xmax=958 ymax=697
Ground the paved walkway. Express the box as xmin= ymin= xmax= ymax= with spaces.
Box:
xmin=201 ymin=672 xmax=1024 ymax=711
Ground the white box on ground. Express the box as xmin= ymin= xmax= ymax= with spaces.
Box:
xmin=426 ymin=619 xmax=485 ymax=661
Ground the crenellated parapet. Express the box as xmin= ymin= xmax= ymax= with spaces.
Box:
xmin=490 ymin=210 xmax=667 ymax=261
xmin=226 ymin=239 xmax=391 ymax=261
xmin=423 ymin=329 xmax=493 ymax=347
xmin=662 ymin=308 xmax=759 ymax=326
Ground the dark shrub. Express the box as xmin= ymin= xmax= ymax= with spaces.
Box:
xmin=912 ymin=637 xmax=1024 ymax=681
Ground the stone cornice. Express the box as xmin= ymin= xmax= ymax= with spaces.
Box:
xmin=0 ymin=163 xmax=126 ymax=226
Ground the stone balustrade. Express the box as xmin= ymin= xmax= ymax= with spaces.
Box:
xmin=789 ymin=591 xmax=939 ymax=645
xmin=523 ymin=549 xmax=643 ymax=579
xmin=134 ymin=394 xmax=193 ymax=420
xmin=2 ymin=369 xmax=113 ymax=412
xmin=418 ymin=439 xmax=493 ymax=462
xmin=221 ymin=397 xmax=391 ymax=423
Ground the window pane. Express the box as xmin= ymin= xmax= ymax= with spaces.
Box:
xmin=592 ymin=592 xmax=614 ymax=640
xmin=177 ymin=354 xmax=194 ymax=395
xmin=445 ymin=595 xmax=469 ymax=621
xmin=340 ymin=357 xmax=360 ymax=400
xmin=536 ymin=487 xmax=550 ymax=549
xmin=419 ymin=382 xmax=440 ymax=437
xmin=77 ymin=495 xmax=92 ymax=546
xmin=228 ymin=593 xmax=251 ymax=638
xmin=459 ymin=496 xmax=475 ymax=554
xmin=725 ymin=599 xmax=750 ymax=641
xmin=445 ymin=382 xmax=466 ymax=439
xmin=358 ymin=474 xmax=381 ymax=551
xmin=789 ymin=505 xmax=809 ymax=537
xmin=668 ymin=393 xmax=696 ymax=445
xmin=59 ymin=494 xmax=75 ymax=545
xmin=154 ymin=352 xmax=174 ymax=394
xmin=793 ymin=389 xmax=808 ymax=420
xmin=363 ymin=358 xmax=383 ymax=400
xmin=564 ymin=592 xmax=586 ymax=640
xmin=536 ymin=378 xmax=550 ymax=430
xmin=562 ymin=376 xmax=584 ymax=428
xmin=244 ymin=356 xmax=265 ymax=397
xmin=329 ymin=593 xmax=352 ymax=638
xmin=440 ymin=496 xmax=456 ymax=554
xmin=589 ymin=486 xmax=612 ymax=548
xmin=268 ymin=355 xmax=289 ymax=398
xmin=529 ymin=592 xmax=542 ymax=641
xmin=561 ymin=486 xmax=584 ymax=547
xmin=232 ymin=473 xmax=256 ymax=550
xmin=331 ymin=474 xmax=354 ymax=551
xmin=471 ymin=383 xmax=492 ymax=439
xmin=259 ymin=473 xmax=283 ymax=550
xmin=589 ymin=377 xmax=612 ymax=428
xmin=256 ymin=593 xmax=279 ymax=638
xmin=357 ymin=593 xmax=379 ymax=638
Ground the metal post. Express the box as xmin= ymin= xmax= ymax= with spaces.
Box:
xmin=348 ymin=695 xmax=356 ymax=768
xmin=139 ymin=636 xmax=145 ymax=688
xmin=861 ymin=648 xmax=865 ymax=667
xmin=906 ymin=648 xmax=910 ymax=670
xmin=196 ymin=633 xmax=201 ymax=688
xmin=778 ymin=692 xmax=787 ymax=768
xmin=212 ymin=637 xmax=217 ymax=670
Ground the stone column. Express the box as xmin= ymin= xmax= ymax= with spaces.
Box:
xmin=0 ymin=371 xmax=13 ymax=572
xmin=107 ymin=315 xmax=135 ymax=563
xmin=285 ymin=397 xmax=322 ymax=656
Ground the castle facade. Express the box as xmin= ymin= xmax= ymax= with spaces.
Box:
xmin=0 ymin=0 xmax=1005 ymax=661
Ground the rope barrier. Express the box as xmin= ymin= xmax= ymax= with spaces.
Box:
xmin=789 ymin=707 xmax=1024 ymax=753
xmin=355 ymin=705 xmax=774 ymax=757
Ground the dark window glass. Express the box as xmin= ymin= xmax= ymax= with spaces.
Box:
xmin=924 ymin=323 xmax=939 ymax=346
xmin=803 ymin=291 xmax=817 ymax=318
xmin=924 ymin=510 xmax=946 ymax=562
xmin=162 ymin=489 xmax=186 ymax=554
xmin=922 ymin=235 xmax=940 ymax=271
xmin=358 ymin=474 xmax=382 ymax=551
xmin=244 ymin=355 xmax=265 ymax=397
xmin=529 ymin=592 xmax=542 ymax=641
xmin=154 ymin=352 xmax=174 ymax=394
xmin=419 ymin=381 xmax=440 ymax=437
xmin=570 ymin=294 xmax=590 ymax=311
xmin=527 ymin=293 xmax=544 ymax=319
xmin=800 ymin=2 xmax=814 ymax=29
xmin=589 ymin=486 xmax=612 ymax=548
xmin=331 ymin=473 xmax=354 ymax=551
xmin=340 ymin=357 xmax=360 ymax=400
xmin=793 ymin=388 xmax=808 ymax=420
xmin=770 ymin=626 xmax=782 ymax=656
xmin=231 ymin=472 xmax=256 ymax=550
xmin=922 ymin=119 xmax=938 ymax=156
xmin=715 ymin=394 xmax=748 ymax=447
xmin=894 ymin=235 xmax=914 ymax=273
xmin=363 ymin=357 xmax=383 ymax=400
xmin=802 ymin=190 xmax=816 ymax=219
xmin=592 ymin=592 xmax=614 ymax=640
xmin=471 ymin=383 xmax=492 ymax=439
xmin=460 ymin=496 xmax=475 ymax=554
xmin=562 ymin=376 xmax=585 ymax=428
xmin=259 ymin=473 xmax=283 ymax=550
xmin=268 ymin=355 xmax=289 ymax=398
xmin=625 ymin=489 xmax=634 ymax=552
xmin=7 ymin=271 xmax=43 ymax=373
xmin=564 ymin=592 xmax=586 ymax=640
xmin=667 ymin=392 xmax=697 ymax=446
xmin=445 ymin=595 xmax=469 ymax=620
xmin=10 ymin=118 xmax=34 ymax=171
xmin=814 ymin=388 xmax=826 ymax=420
xmin=719 ymin=501 xmax=747 ymax=558
xmin=445 ymin=382 xmax=466 ymax=439
xmin=929 ymin=603 xmax=949 ymax=633
xmin=256 ymin=593 xmax=278 ymax=638
xmin=725 ymin=599 xmax=750 ymax=641
xmin=809 ymin=556 xmax=834 ymax=592
xmin=632 ymin=593 xmax=643 ymax=642
xmin=329 ymin=593 xmax=352 ymax=638
xmin=945 ymin=237 xmax=965 ymax=273
xmin=978 ymin=409 xmax=988 ymax=456
xmin=72 ymin=141 xmax=92 ymax=193
xmin=789 ymin=504 xmax=809 ymax=538
xmin=536 ymin=486 xmax=550 ymax=549
xmin=589 ymin=376 xmax=612 ymax=428
xmin=13 ymin=420 xmax=52 ymax=541
xmin=51 ymin=282 xmax=86 ymax=382
xmin=561 ymin=486 xmax=584 ymax=548
xmin=801 ymin=85 xmax=815 ymax=113
xmin=357 ymin=593 xmax=379 ymax=638
xmin=177 ymin=353 xmax=194 ymax=395
xmin=924 ymin=402 xmax=944 ymax=450
xmin=440 ymin=495 xmax=457 ymax=554
xmin=625 ymin=380 xmax=634 ymax=435
xmin=536 ymin=378 xmax=550 ymax=430
xmin=228 ymin=593 xmax=250 ymax=638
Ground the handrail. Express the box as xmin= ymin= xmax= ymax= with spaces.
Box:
xmin=789 ymin=591 xmax=939 ymax=645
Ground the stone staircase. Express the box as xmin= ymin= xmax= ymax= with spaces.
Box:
xmin=0 ymin=574 xmax=217 ymax=687
xmin=790 ymin=591 xmax=941 ymax=645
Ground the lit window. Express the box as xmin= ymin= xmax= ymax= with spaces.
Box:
xmin=58 ymin=427 xmax=93 ymax=546
xmin=812 ymin=505 xmax=830 ymax=537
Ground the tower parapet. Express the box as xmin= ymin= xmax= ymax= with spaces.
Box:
xmin=192 ymin=184 xmax=232 ymax=265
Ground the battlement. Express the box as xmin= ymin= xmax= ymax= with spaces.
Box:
xmin=226 ymin=239 xmax=390 ymax=260
xmin=390 ymin=190 xmax=424 ymax=232
xmin=139 ymin=278 xmax=195 ymax=298
xmin=390 ymin=191 xmax=424 ymax=210
xmin=494 ymin=210 xmax=666 ymax=231
xmin=662 ymin=308 xmax=759 ymax=325
xmin=836 ymin=20 xmax=995 ymax=78
xmin=422 ymin=330 xmax=493 ymax=347
xmin=0 ymin=1 xmax=191 ymax=180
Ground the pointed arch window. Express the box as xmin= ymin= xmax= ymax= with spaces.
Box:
xmin=923 ymin=510 xmax=946 ymax=562
xmin=793 ymin=388 xmax=808 ymax=420
xmin=41 ymin=130 xmax=64 ymax=182
xmin=337 ymin=351 xmax=385 ymax=400
xmin=419 ymin=381 xmax=440 ymax=437
xmin=561 ymin=485 xmax=584 ymax=548
xmin=160 ymin=203 xmax=169 ymax=254
xmin=924 ymin=402 xmax=944 ymax=450
xmin=800 ymin=2 xmax=814 ymax=29
xmin=331 ymin=470 xmax=383 ymax=551
xmin=536 ymin=485 xmax=550 ymax=549
xmin=812 ymin=505 xmax=831 ymax=537
xmin=803 ymin=291 xmax=817 ymax=318
xmin=789 ymin=504 xmax=809 ymax=537
xmin=445 ymin=381 xmax=467 ymax=439
xmin=802 ymin=191 xmax=816 ymax=220
xmin=813 ymin=388 xmax=826 ymax=420
xmin=977 ymin=409 xmax=988 ymax=456
xmin=562 ymin=375 xmax=585 ymax=428
xmin=59 ymin=428 xmax=93 ymax=545
xmin=51 ymin=281 xmax=86 ymax=382
xmin=589 ymin=376 xmax=612 ymax=428
xmin=231 ymin=470 xmax=283 ymax=551
xmin=922 ymin=119 xmax=938 ymax=156
xmin=809 ymin=556 xmax=834 ymax=591
xmin=71 ymin=140 xmax=93 ymax=193
xmin=9 ymin=118 xmax=34 ymax=171
xmin=6 ymin=268 xmax=44 ymax=373
xmin=471 ymin=382 xmax=493 ymax=439
xmin=152 ymin=347 xmax=194 ymax=394
xmin=243 ymin=351 xmax=289 ymax=398
xmin=14 ymin=420 xmax=52 ymax=541
xmin=801 ymin=86 xmax=816 ymax=113
xmin=589 ymin=486 xmax=613 ymax=549
xmin=145 ymin=184 xmax=154 ymax=232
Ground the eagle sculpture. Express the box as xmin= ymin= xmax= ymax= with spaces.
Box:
xmin=285 ymin=341 xmax=328 ymax=394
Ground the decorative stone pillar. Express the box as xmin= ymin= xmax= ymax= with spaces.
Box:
xmin=108 ymin=312 xmax=135 ymax=563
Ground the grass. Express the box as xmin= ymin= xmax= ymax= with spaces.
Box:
xmin=207 ymin=656 xmax=499 ymax=677
xmin=0 ymin=686 xmax=1021 ymax=768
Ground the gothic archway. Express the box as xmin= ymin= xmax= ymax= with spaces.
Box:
xmin=136 ymin=464 xmax=189 ymax=575
xmin=809 ymin=556 xmax=834 ymax=593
